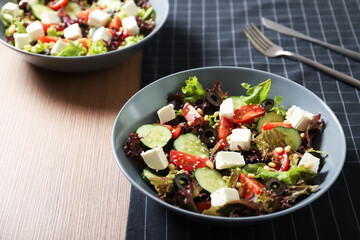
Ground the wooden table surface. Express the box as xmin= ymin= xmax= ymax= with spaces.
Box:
xmin=0 ymin=44 xmax=142 ymax=239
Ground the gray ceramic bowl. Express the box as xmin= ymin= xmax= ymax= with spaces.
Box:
xmin=112 ymin=66 xmax=346 ymax=224
xmin=0 ymin=0 xmax=169 ymax=72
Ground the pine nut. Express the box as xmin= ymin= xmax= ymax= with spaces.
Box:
xmin=264 ymin=166 xmax=270 ymax=171
xmin=283 ymin=120 xmax=291 ymax=125
xmin=168 ymin=163 xmax=176 ymax=170
xmin=284 ymin=145 xmax=292 ymax=153
xmin=293 ymin=153 xmax=299 ymax=159
xmin=236 ymin=182 xmax=242 ymax=189
xmin=187 ymin=121 xmax=192 ymax=126
xmin=268 ymin=162 xmax=276 ymax=168
xmin=214 ymin=111 xmax=220 ymax=117
xmin=204 ymin=115 xmax=209 ymax=121
xmin=268 ymin=168 xmax=276 ymax=172
xmin=240 ymin=125 xmax=248 ymax=129
xmin=223 ymin=176 xmax=229 ymax=181
xmin=197 ymin=108 xmax=204 ymax=115
xmin=248 ymin=173 xmax=255 ymax=178
xmin=275 ymin=147 xmax=284 ymax=153
xmin=206 ymin=160 xmax=214 ymax=169
xmin=300 ymin=133 xmax=306 ymax=139
xmin=305 ymin=162 xmax=313 ymax=170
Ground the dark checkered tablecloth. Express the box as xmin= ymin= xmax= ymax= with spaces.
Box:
xmin=126 ymin=0 xmax=360 ymax=239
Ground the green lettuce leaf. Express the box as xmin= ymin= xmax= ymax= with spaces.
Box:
xmin=87 ymin=40 xmax=108 ymax=55
xmin=181 ymin=76 xmax=206 ymax=104
xmin=57 ymin=41 xmax=87 ymax=56
xmin=119 ymin=35 xmax=144 ymax=49
xmin=25 ymin=40 xmax=48 ymax=54
xmin=257 ymin=166 xmax=315 ymax=185
xmin=240 ymin=78 xmax=271 ymax=105
xmin=142 ymin=168 xmax=178 ymax=197
xmin=46 ymin=26 xmax=63 ymax=37
xmin=271 ymin=96 xmax=287 ymax=117
xmin=1 ymin=12 xmax=13 ymax=27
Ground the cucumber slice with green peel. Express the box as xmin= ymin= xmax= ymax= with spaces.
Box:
xmin=257 ymin=111 xmax=285 ymax=134
xmin=142 ymin=7 xmax=153 ymax=20
xmin=30 ymin=4 xmax=54 ymax=20
xmin=64 ymin=2 xmax=82 ymax=19
xmin=136 ymin=124 xmax=172 ymax=149
xmin=194 ymin=167 xmax=226 ymax=193
xmin=174 ymin=133 xmax=210 ymax=157
xmin=274 ymin=126 xmax=302 ymax=151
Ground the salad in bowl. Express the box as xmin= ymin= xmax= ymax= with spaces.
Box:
xmin=1 ymin=0 xmax=156 ymax=56
xmin=123 ymin=76 xmax=326 ymax=217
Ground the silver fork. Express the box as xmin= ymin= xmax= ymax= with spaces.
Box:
xmin=243 ymin=23 xmax=360 ymax=88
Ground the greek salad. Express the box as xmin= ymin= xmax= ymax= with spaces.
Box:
xmin=1 ymin=0 xmax=155 ymax=56
xmin=124 ymin=77 xmax=325 ymax=217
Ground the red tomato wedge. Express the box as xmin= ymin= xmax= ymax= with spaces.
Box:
xmin=239 ymin=173 xmax=265 ymax=199
xmin=218 ymin=117 xmax=234 ymax=140
xmin=76 ymin=38 xmax=90 ymax=49
xmin=169 ymin=150 xmax=208 ymax=172
xmin=108 ymin=16 xmax=122 ymax=30
xmin=47 ymin=0 xmax=69 ymax=10
xmin=38 ymin=35 xmax=62 ymax=43
xmin=263 ymin=122 xmax=292 ymax=131
xmin=160 ymin=124 xmax=181 ymax=139
xmin=272 ymin=149 xmax=290 ymax=171
xmin=182 ymin=102 xmax=203 ymax=124
xmin=195 ymin=201 xmax=211 ymax=213
xmin=233 ymin=104 xmax=265 ymax=124
xmin=41 ymin=23 xmax=65 ymax=33
xmin=77 ymin=7 xmax=102 ymax=22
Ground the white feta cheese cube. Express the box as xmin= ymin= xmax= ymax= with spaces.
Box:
xmin=215 ymin=151 xmax=245 ymax=170
xmin=286 ymin=105 xmax=314 ymax=132
xmin=40 ymin=11 xmax=61 ymax=24
xmin=122 ymin=0 xmax=139 ymax=17
xmin=13 ymin=33 xmax=31 ymax=49
xmin=88 ymin=9 xmax=110 ymax=27
xmin=63 ymin=23 xmax=82 ymax=40
xmin=219 ymin=98 xmax=234 ymax=121
xmin=140 ymin=146 xmax=169 ymax=170
xmin=26 ymin=21 xmax=45 ymax=41
xmin=92 ymin=27 xmax=112 ymax=43
xmin=157 ymin=104 xmax=176 ymax=123
xmin=2 ymin=2 xmax=20 ymax=18
xmin=121 ymin=16 xmax=139 ymax=36
xmin=229 ymin=128 xmax=252 ymax=151
xmin=298 ymin=152 xmax=320 ymax=173
xmin=210 ymin=187 xmax=240 ymax=207
xmin=50 ymin=39 xmax=69 ymax=55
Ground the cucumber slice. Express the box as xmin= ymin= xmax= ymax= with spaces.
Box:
xmin=257 ymin=111 xmax=285 ymax=134
xmin=136 ymin=124 xmax=172 ymax=149
xmin=64 ymin=2 xmax=82 ymax=19
xmin=274 ymin=126 xmax=302 ymax=151
xmin=30 ymin=4 xmax=54 ymax=20
xmin=142 ymin=7 xmax=153 ymax=20
xmin=194 ymin=167 xmax=226 ymax=193
xmin=174 ymin=133 xmax=210 ymax=157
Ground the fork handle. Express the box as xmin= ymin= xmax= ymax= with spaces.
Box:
xmin=286 ymin=51 xmax=360 ymax=88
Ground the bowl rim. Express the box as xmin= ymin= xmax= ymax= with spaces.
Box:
xmin=112 ymin=66 xmax=346 ymax=223
xmin=0 ymin=0 xmax=169 ymax=59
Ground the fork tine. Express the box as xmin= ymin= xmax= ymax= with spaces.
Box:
xmin=250 ymin=23 xmax=274 ymax=48
xmin=243 ymin=26 xmax=266 ymax=53
xmin=244 ymin=25 xmax=270 ymax=51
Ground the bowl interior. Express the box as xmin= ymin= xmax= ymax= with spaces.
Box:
xmin=112 ymin=66 xmax=346 ymax=223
